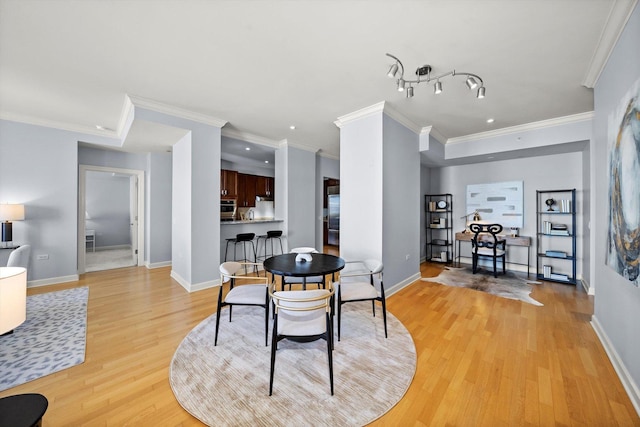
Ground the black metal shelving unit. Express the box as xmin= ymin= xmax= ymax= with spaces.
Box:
xmin=536 ymin=189 xmax=577 ymax=285
xmin=425 ymin=194 xmax=453 ymax=264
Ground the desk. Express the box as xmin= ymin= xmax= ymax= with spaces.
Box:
xmin=455 ymin=232 xmax=531 ymax=276
xmin=263 ymin=253 xmax=345 ymax=290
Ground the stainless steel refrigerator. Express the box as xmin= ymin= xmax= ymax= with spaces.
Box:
xmin=327 ymin=194 xmax=340 ymax=246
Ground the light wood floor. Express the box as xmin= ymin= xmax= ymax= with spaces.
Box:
xmin=2 ymin=262 xmax=638 ymax=426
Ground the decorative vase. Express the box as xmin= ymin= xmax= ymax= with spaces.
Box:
xmin=292 ymin=247 xmax=315 ymax=263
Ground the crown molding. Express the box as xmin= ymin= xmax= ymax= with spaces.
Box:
xmin=382 ymin=103 xmax=422 ymax=134
xmin=117 ymin=95 xmax=135 ymax=137
xmin=334 ymin=101 xmax=386 ymax=128
xmin=421 ymin=125 xmax=447 ymax=144
xmin=127 ymin=94 xmax=227 ymax=128
xmin=582 ymin=0 xmax=638 ymax=88
xmin=221 ymin=128 xmax=280 ymax=148
xmin=278 ymin=138 xmax=319 ymax=154
xmin=0 ymin=111 xmax=120 ymax=139
xmin=318 ymin=151 xmax=340 ymax=161
xmin=447 ymin=111 xmax=594 ymax=145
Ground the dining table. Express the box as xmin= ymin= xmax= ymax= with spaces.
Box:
xmin=263 ymin=252 xmax=345 ymax=290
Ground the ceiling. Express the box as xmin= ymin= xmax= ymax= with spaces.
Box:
xmin=0 ymin=1 xmax=635 ymax=163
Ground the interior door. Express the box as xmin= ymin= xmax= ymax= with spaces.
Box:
xmin=129 ymin=175 xmax=138 ymax=264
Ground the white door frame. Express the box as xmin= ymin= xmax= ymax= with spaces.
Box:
xmin=78 ymin=165 xmax=145 ymax=274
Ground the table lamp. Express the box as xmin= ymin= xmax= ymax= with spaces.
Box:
xmin=0 ymin=267 xmax=27 ymax=335
xmin=0 ymin=203 xmax=25 ymax=246
xmin=460 ymin=210 xmax=481 ymax=233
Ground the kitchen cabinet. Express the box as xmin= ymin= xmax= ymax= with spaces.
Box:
xmin=220 ymin=169 xmax=238 ymax=198
xmin=238 ymin=173 xmax=257 ymax=208
xmin=256 ymin=175 xmax=274 ymax=197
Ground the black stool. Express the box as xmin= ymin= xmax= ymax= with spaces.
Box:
xmin=225 ymin=233 xmax=257 ymax=273
xmin=256 ymin=230 xmax=284 ymax=262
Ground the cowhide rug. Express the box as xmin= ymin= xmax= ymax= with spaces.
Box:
xmin=421 ymin=266 xmax=543 ymax=306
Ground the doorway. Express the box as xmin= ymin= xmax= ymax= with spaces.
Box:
xmin=78 ymin=165 xmax=145 ymax=273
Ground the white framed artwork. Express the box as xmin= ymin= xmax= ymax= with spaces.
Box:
xmin=466 ymin=181 xmax=524 ymax=228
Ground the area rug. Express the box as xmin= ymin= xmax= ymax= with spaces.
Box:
xmin=421 ymin=266 xmax=543 ymax=306
xmin=0 ymin=287 xmax=89 ymax=392
xmin=170 ymin=304 xmax=416 ymax=426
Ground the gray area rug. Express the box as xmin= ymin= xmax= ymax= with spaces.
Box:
xmin=0 ymin=287 xmax=89 ymax=391
xmin=170 ymin=304 xmax=416 ymax=426
xmin=422 ymin=266 xmax=543 ymax=306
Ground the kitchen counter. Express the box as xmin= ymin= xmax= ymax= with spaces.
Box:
xmin=221 ymin=219 xmax=283 ymax=225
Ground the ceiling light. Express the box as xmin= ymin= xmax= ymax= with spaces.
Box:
xmin=434 ymin=81 xmax=442 ymax=94
xmin=265 ymin=160 xmax=269 ymax=164
xmin=386 ymin=54 xmax=485 ymax=100
xmin=406 ymin=86 xmax=414 ymax=98
xmin=289 ymin=125 xmax=296 ymax=130
xmin=487 ymin=118 xmax=494 ymax=123
xmin=245 ymin=147 xmax=251 ymax=151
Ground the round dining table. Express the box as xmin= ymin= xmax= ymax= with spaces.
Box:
xmin=263 ymin=253 xmax=345 ymax=290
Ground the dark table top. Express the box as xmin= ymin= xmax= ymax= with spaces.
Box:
xmin=263 ymin=253 xmax=345 ymax=277
xmin=0 ymin=393 xmax=48 ymax=427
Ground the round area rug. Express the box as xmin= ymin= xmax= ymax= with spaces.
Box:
xmin=170 ymin=304 xmax=416 ymax=426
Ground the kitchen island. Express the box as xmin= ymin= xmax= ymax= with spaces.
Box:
xmin=220 ymin=219 xmax=285 ymax=265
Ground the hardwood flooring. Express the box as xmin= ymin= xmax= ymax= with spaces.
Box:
xmin=2 ymin=262 xmax=637 ymax=426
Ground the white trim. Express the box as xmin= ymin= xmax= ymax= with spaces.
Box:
xmin=146 ymin=261 xmax=172 ymax=269
xmin=27 ymin=274 xmax=79 ymax=288
xmin=447 ymin=112 xmax=595 ymax=145
xmin=170 ymin=269 xmax=219 ymax=292
xmin=385 ymin=272 xmax=421 ymax=298
xmin=334 ymin=101 xmax=386 ymax=128
xmin=591 ymin=315 xmax=640 ymax=418
xmin=582 ymin=0 xmax=639 ymax=88
xmin=278 ymin=139 xmax=319 ymax=154
xmin=318 ymin=151 xmax=340 ymax=161
xmin=78 ymin=165 xmax=145 ymax=274
xmin=127 ymin=94 xmax=228 ymax=128
xmin=383 ymin=104 xmax=422 ymax=134
xmin=221 ymin=128 xmax=280 ymax=148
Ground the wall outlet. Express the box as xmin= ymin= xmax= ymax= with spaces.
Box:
xmin=405 ymin=254 xmax=410 ymax=260
xmin=37 ymin=254 xmax=49 ymax=260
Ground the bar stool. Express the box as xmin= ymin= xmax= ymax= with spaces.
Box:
xmin=225 ymin=233 xmax=257 ymax=273
xmin=256 ymin=230 xmax=285 ymax=262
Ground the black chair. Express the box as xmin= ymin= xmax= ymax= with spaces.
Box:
xmin=469 ymin=223 xmax=506 ymax=278
xmin=256 ymin=230 xmax=285 ymax=262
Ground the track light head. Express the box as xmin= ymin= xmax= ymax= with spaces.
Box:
xmin=387 ymin=63 xmax=398 ymax=78
xmin=406 ymin=86 xmax=414 ymax=98
xmin=466 ymin=76 xmax=479 ymax=90
xmin=477 ymin=86 xmax=485 ymax=99
xmin=397 ymin=78 xmax=405 ymax=92
xmin=434 ymin=81 xmax=442 ymax=94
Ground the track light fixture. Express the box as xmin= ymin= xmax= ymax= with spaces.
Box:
xmin=385 ymin=53 xmax=486 ymax=99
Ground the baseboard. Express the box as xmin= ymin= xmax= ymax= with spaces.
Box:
xmin=170 ymin=269 xmax=219 ymax=292
xmin=591 ymin=315 xmax=640 ymax=417
xmin=386 ymin=272 xmax=421 ymax=298
xmin=27 ymin=274 xmax=80 ymax=288
xmin=146 ymin=261 xmax=171 ymax=269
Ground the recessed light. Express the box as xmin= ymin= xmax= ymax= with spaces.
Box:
xmin=264 ymin=160 xmax=269 ymax=164
xmin=245 ymin=147 xmax=251 ymax=151
xmin=289 ymin=125 xmax=296 ymax=130
xmin=486 ymin=118 xmax=494 ymax=124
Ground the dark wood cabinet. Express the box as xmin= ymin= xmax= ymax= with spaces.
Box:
xmin=256 ymin=176 xmax=274 ymax=197
xmin=238 ymin=174 xmax=257 ymax=208
xmin=220 ymin=169 xmax=237 ymax=198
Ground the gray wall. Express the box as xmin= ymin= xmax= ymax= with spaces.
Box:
xmin=284 ymin=145 xmax=317 ymax=249
xmin=592 ymin=2 xmax=640 ymax=406
xmin=0 ymin=120 xmax=94 ymax=283
xmin=85 ymin=171 xmax=131 ymax=248
xmin=147 ymin=152 xmax=172 ymax=265
xmin=429 ymin=151 xmax=585 ymax=276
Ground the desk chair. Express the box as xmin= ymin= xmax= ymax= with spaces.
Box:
xmin=469 ymin=223 xmax=506 ymax=278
